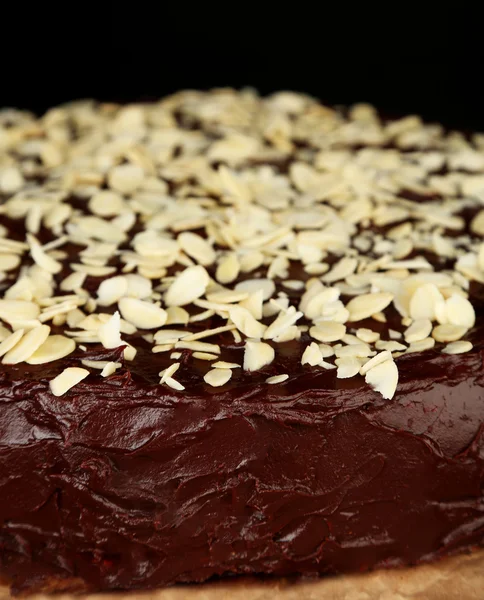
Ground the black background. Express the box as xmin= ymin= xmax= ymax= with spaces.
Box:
xmin=1 ymin=5 xmax=483 ymax=130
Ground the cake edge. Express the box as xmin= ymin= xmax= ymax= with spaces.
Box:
xmin=1 ymin=547 xmax=483 ymax=600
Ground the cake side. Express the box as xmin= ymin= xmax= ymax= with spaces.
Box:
xmin=0 ymin=90 xmax=484 ymax=594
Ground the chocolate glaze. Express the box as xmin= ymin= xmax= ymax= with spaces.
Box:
xmin=1 ymin=285 xmax=484 ymax=593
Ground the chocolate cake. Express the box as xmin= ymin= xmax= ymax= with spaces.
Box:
xmin=0 ymin=89 xmax=484 ymax=596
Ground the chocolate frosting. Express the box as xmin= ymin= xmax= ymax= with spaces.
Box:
xmin=1 ymin=301 xmax=484 ymax=593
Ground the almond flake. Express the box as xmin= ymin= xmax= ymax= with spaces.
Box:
xmin=318 ymin=344 xmax=335 ymax=358
xmin=107 ymin=164 xmax=144 ymax=194
xmin=98 ymin=311 xmax=123 ymax=349
xmin=404 ymin=319 xmax=432 ymax=343
xmin=365 ymin=358 xmax=398 ymax=399
xmin=263 ymin=307 xmax=302 ymax=340
xmin=27 ymin=234 xmax=62 ymax=274
xmin=204 ymin=368 xmax=232 ymax=387
xmin=192 ymin=351 xmax=219 ymax=361
xmin=0 ymin=253 xmax=21 ymax=272
xmin=119 ymin=297 xmax=167 ymax=330
xmin=243 ymin=340 xmax=275 ymax=371
xmin=229 ymin=306 xmax=267 ymax=338
xmin=89 ymin=191 xmax=125 ymax=216
xmin=124 ymin=344 xmax=137 ymax=361
xmin=356 ymin=328 xmax=380 ymax=343
xmin=165 ymin=306 xmax=189 ymax=325
xmin=50 ymin=367 xmax=89 ymax=396
xmin=60 ymin=272 xmax=87 ymax=292
xmin=375 ymin=340 xmax=407 ymax=352
xmin=0 ymin=329 xmax=24 ymax=359
xmin=97 ymin=276 xmax=129 ymax=306
xmin=211 ymin=361 xmax=240 ymax=369
xmin=335 ymin=343 xmax=373 ymax=358
xmin=346 ymin=292 xmax=393 ymax=322
xmin=335 ymin=356 xmax=361 ymax=379
xmin=159 ymin=362 xmax=180 ymax=383
xmin=442 ymin=341 xmax=473 ymax=355
xmin=184 ymin=324 xmax=236 ymax=342
xmin=445 ymin=294 xmax=476 ymax=328
xmin=165 ymin=377 xmax=185 ymax=391
xmin=0 ymin=300 xmax=40 ymax=325
xmin=216 ymin=253 xmax=240 ymax=284
xmin=175 ymin=340 xmax=221 ymax=354
xmin=178 ymin=232 xmax=216 ymax=266
xmin=432 ymin=324 xmax=468 ymax=343
xmin=26 ymin=334 xmax=76 ymax=364
xmin=322 ymin=257 xmax=358 ymax=283
xmin=266 ymin=374 xmax=289 ymax=384
xmin=2 ymin=324 xmax=50 ymax=364
xmin=409 ymin=283 xmax=445 ymax=321
xmin=406 ymin=337 xmax=436 ymax=353
xmin=309 ymin=322 xmax=346 ymax=343
xmin=101 ymin=361 xmax=121 ymax=377
xmin=235 ymin=278 xmax=275 ymax=301
xmin=301 ymin=342 xmax=323 ymax=366
xmin=360 ymin=351 xmax=393 ymax=376
xmin=165 ymin=265 xmax=210 ymax=307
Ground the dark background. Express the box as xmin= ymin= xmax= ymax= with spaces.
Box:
xmin=1 ymin=5 xmax=483 ymax=130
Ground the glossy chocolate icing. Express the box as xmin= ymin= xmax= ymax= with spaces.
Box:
xmin=0 ymin=274 xmax=483 ymax=593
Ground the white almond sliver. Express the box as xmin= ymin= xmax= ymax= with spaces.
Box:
xmin=230 ymin=306 xmax=267 ymax=338
xmin=356 ymin=328 xmax=380 ymax=343
xmin=211 ymin=361 xmax=240 ymax=369
xmin=309 ymin=322 xmax=346 ymax=343
xmin=335 ymin=356 xmax=361 ymax=379
xmin=0 ymin=300 xmax=40 ymax=324
xmin=164 ymin=266 xmax=210 ymax=307
xmin=2 ymin=324 xmax=50 ymax=364
xmin=119 ymin=298 xmax=167 ymax=330
xmin=408 ymin=283 xmax=444 ymax=321
xmin=346 ymin=293 xmax=393 ymax=322
xmin=432 ymin=324 xmax=468 ymax=343
xmin=165 ymin=377 xmax=185 ymax=391
xmin=360 ymin=351 xmax=392 ymax=376
xmin=125 ymin=274 xmax=152 ymax=299
xmin=404 ymin=319 xmax=432 ymax=343
xmin=244 ymin=340 xmax=275 ymax=371
xmin=0 ymin=325 xmax=11 ymax=342
xmin=301 ymin=342 xmax=323 ymax=366
xmin=0 ymin=329 xmax=24 ymax=358
xmin=27 ymin=234 xmax=62 ymax=274
xmin=178 ymin=232 xmax=216 ymax=266
xmin=107 ymin=164 xmax=144 ymax=194
xmin=204 ymin=368 xmax=232 ymax=387
xmin=50 ymin=367 xmax=89 ymax=397
xmin=27 ymin=336 xmax=76 ymax=364
xmin=0 ymin=253 xmax=21 ymax=272
xmin=97 ymin=276 xmax=129 ymax=306
xmin=98 ymin=311 xmax=123 ymax=349
xmin=442 ymin=341 xmax=473 ymax=355
xmin=266 ymin=374 xmax=289 ymax=384
xmin=89 ymin=191 xmax=125 ymax=216
xmin=407 ymin=337 xmax=436 ymax=353
xmin=101 ymin=361 xmax=121 ymax=377
xmin=365 ymin=359 xmax=398 ymax=399
xmin=165 ymin=306 xmax=190 ymax=325
xmin=445 ymin=294 xmax=476 ymax=329
xmin=216 ymin=253 xmax=240 ymax=284
xmin=235 ymin=278 xmax=276 ymax=301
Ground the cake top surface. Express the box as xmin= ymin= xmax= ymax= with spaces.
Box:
xmin=0 ymin=88 xmax=483 ymax=401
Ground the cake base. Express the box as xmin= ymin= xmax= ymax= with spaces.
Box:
xmin=2 ymin=549 xmax=483 ymax=600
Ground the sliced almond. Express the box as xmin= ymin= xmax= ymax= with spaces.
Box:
xmin=98 ymin=311 xmax=123 ymax=349
xmin=442 ymin=341 xmax=473 ymax=355
xmin=27 ymin=335 xmax=76 ymax=364
xmin=346 ymin=293 xmax=393 ymax=322
xmin=365 ymin=359 xmax=398 ymax=399
xmin=243 ymin=340 xmax=275 ymax=371
xmin=119 ymin=297 xmax=167 ymax=330
xmin=2 ymin=324 xmax=50 ymax=364
xmin=50 ymin=367 xmax=89 ymax=396
xmin=204 ymin=368 xmax=232 ymax=387
xmin=0 ymin=329 xmax=24 ymax=359
xmin=404 ymin=319 xmax=432 ymax=343
xmin=164 ymin=265 xmax=210 ymax=307
xmin=309 ymin=322 xmax=346 ymax=343
xmin=432 ymin=324 xmax=468 ymax=343
xmin=266 ymin=374 xmax=289 ymax=384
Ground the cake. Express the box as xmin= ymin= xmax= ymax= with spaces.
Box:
xmin=0 ymin=89 xmax=483 ymax=597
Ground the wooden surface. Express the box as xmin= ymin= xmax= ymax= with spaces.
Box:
xmin=2 ymin=549 xmax=484 ymax=599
